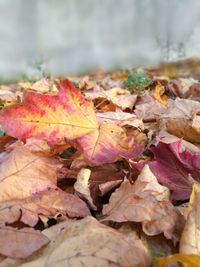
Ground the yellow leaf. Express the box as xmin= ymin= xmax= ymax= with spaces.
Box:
xmin=154 ymin=253 xmax=200 ymax=267
xmin=152 ymin=84 xmax=168 ymax=106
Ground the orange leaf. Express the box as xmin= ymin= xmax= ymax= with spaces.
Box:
xmin=154 ymin=254 xmax=200 ymax=267
xmin=0 ymin=80 xmax=98 ymax=145
xmin=152 ymin=84 xmax=168 ymax=106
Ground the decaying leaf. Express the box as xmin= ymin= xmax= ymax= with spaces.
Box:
xmin=103 ymin=165 xmax=184 ymax=241
xmin=0 ymin=80 xmax=98 ymax=144
xmin=0 ymin=227 xmax=49 ymax=259
xmin=160 ymin=98 xmax=200 ymax=143
xmin=16 ymin=217 xmax=151 ymax=267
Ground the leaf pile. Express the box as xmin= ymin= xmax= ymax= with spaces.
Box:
xmin=0 ymin=67 xmax=200 ymax=266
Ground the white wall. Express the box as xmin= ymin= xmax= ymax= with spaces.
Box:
xmin=0 ymin=0 xmax=200 ymax=80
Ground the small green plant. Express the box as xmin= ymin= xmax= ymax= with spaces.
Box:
xmin=21 ymin=57 xmax=50 ymax=82
xmin=123 ymin=72 xmax=152 ymax=92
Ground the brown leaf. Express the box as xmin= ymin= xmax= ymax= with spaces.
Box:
xmin=160 ymin=98 xmax=200 ymax=143
xmin=167 ymin=78 xmax=200 ymax=100
xmin=157 ymin=130 xmax=200 ymax=153
xmin=0 ymin=226 xmax=49 ymax=259
xmin=84 ymin=87 xmax=137 ymax=110
xmin=0 ymin=143 xmax=60 ymax=202
xmin=103 ymin=165 xmax=184 ymax=241
xmin=134 ymin=100 xmax=167 ymax=122
xmin=0 ymin=188 xmax=90 ymax=227
xmin=97 ymin=111 xmax=144 ymax=129
xmin=15 ymin=217 xmax=151 ymax=267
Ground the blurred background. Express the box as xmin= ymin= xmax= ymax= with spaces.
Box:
xmin=0 ymin=0 xmax=200 ymax=81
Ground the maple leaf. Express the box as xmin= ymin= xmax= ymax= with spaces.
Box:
xmin=77 ymin=123 xmax=142 ymax=165
xmin=103 ymin=165 xmax=184 ymax=241
xmin=0 ymin=227 xmax=49 ymax=259
xmin=13 ymin=217 xmax=151 ymax=267
xmin=132 ymin=141 xmax=200 ymax=200
xmin=0 ymin=80 xmax=98 ymax=144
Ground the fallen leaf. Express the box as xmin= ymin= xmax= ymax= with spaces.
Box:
xmin=134 ymin=100 xmax=167 ymax=122
xmin=19 ymin=78 xmax=58 ymax=94
xmin=84 ymin=87 xmax=137 ymax=110
xmin=153 ymin=254 xmax=200 ymax=267
xmin=0 ymin=227 xmax=49 ymax=259
xmin=17 ymin=217 xmax=151 ymax=267
xmin=179 ymin=183 xmax=200 ymax=255
xmin=157 ymin=130 xmax=200 ymax=153
xmin=88 ymin=163 xmax=125 ymax=208
xmin=103 ymin=165 xmax=184 ymax=241
xmin=74 ymin=168 xmax=97 ymax=210
xmin=167 ymin=78 xmax=200 ymax=100
xmin=0 ymin=80 xmax=98 ymax=144
xmin=97 ymin=111 xmax=144 ymax=129
xmin=77 ymin=123 xmax=142 ymax=165
xmin=0 ymin=85 xmax=23 ymax=106
xmin=0 ymin=143 xmax=60 ymax=202
xmin=160 ymin=98 xmax=200 ymax=143
xmin=152 ymin=84 xmax=168 ymax=106
xmin=132 ymin=141 xmax=200 ymax=200
xmin=0 ymin=188 xmax=90 ymax=227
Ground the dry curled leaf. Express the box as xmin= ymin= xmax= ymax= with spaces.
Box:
xmin=74 ymin=168 xmax=97 ymax=210
xmin=0 ymin=188 xmax=90 ymax=227
xmin=160 ymin=98 xmax=200 ymax=143
xmin=103 ymin=165 xmax=184 ymax=241
xmin=84 ymin=86 xmax=137 ymax=110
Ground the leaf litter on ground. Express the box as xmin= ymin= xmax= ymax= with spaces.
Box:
xmin=0 ymin=61 xmax=200 ymax=266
